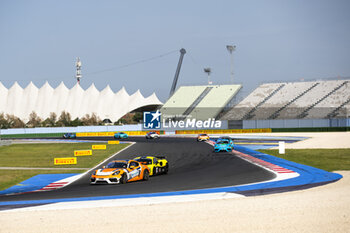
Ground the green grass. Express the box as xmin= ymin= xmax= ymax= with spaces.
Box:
xmin=0 ymin=142 xmax=130 ymax=190
xmin=0 ymin=169 xmax=84 ymax=191
xmin=0 ymin=143 xmax=129 ymax=168
xmin=258 ymin=149 xmax=350 ymax=172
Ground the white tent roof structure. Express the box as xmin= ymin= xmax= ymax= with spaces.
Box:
xmin=0 ymin=82 xmax=163 ymax=122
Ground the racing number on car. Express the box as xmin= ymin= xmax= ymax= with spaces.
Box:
xmin=136 ymin=167 xmax=141 ymax=177
xmin=129 ymin=167 xmax=141 ymax=179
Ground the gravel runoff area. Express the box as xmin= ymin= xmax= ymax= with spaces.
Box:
xmin=0 ymin=132 xmax=349 ymax=232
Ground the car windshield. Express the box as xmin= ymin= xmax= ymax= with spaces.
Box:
xmin=119 ymin=132 xmax=125 ymax=134
xmin=105 ymin=162 xmax=127 ymax=168
xmin=199 ymin=134 xmax=207 ymax=136
xmin=135 ymin=158 xmax=152 ymax=165
xmin=217 ymin=141 xmax=229 ymax=144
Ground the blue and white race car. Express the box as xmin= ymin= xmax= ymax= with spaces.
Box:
xmin=114 ymin=132 xmax=128 ymax=139
xmin=214 ymin=139 xmax=233 ymax=152
xmin=63 ymin=133 xmax=76 ymax=139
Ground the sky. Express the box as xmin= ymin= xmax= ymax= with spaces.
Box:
xmin=1 ymin=0 xmax=350 ymax=102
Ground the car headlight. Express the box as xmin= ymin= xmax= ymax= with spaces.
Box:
xmin=113 ymin=171 xmax=120 ymax=175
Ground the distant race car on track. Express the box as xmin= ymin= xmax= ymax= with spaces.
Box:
xmin=114 ymin=132 xmax=128 ymax=139
xmin=90 ymin=160 xmax=150 ymax=184
xmin=145 ymin=131 xmax=160 ymax=139
xmin=214 ymin=139 xmax=233 ymax=152
xmin=197 ymin=133 xmax=210 ymax=141
xmin=63 ymin=133 xmax=76 ymax=139
xmin=134 ymin=156 xmax=168 ymax=176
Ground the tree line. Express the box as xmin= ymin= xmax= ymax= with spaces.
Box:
xmin=0 ymin=111 xmax=143 ymax=129
xmin=0 ymin=111 xmax=103 ymax=129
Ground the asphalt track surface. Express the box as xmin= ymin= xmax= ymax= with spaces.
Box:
xmin=0 ymin=137 xmax=276 ymax=208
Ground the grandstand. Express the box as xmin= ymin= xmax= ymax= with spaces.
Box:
xmin=160 ymin=84 xmax=242 ymax=121
xmin=222 ymin=79 xmax=350 ymax=121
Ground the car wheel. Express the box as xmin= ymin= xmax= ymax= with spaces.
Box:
xmin=143 ymin=170 xmax=150 ymax=181
xmin=120 ymin=174 xmax=127 ymax=184
xmin=164 ymin=164 xmax=169 ymax=174
xmin=153 ymin=167 xmax=157 ymax=176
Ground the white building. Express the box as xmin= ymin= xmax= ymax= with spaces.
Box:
xmin=0 ymin=81 xmax=163 ymax=122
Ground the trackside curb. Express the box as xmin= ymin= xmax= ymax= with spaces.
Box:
xmin=231 ymin=145 xmax=342 ymax=195
xmin=207 ymin=139 xmax=342 ymax=194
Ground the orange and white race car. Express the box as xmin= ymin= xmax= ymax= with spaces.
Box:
xmin=90 ymin=160 xmax=150 ymax=184
xmin=197 ymin=133 xmax=210 ymax=141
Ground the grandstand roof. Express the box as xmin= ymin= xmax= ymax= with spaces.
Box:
xmin=0 ymin=81 xmax=163 ymax=122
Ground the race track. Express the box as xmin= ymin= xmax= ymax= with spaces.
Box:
xmin=0 ymin=137 xmax=275 ymax=207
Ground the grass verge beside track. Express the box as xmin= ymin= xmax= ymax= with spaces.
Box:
xmin=0 ymin=143 xmax=129 ymax=168
xmin=258 ymin=149 xmax=350 ymax=172
xmin=0 ymin=170 xmax=84 ymax=191
xmin=0 ymin=143 xmax=130 ymax=190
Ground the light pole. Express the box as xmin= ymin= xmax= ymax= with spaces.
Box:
xmin=204 ymin=68 xmax=212 ymax=84
xmin=226 ymin=45 xmax=236 ymax=83
xmin=75 ymin=57 xmax=82 ymax=85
